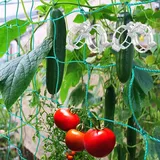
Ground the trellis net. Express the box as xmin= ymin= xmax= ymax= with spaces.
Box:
xmin=0 ymin=0 xmax=160 ymax=160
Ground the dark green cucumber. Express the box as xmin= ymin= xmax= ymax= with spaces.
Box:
xmin=46 ymin=9 xmax=66 ymax=95
xmin=116 ymin=144 xmax=127 ymax=160
xmin=116 ymin=12 xmax=134 ymax=83
xmin=104 ymin=85 xmax=116 ymax=131
xmin=127 ymin=115 xmax=137 ymax=160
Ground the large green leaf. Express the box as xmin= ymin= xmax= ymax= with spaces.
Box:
xmin=60 ymin=67 xmax=82 ymax=103
xmin=133 ymin=6 xmax=153 ymax=23
xmin=92 ymin=8 xmax=117 ymax=21
xmin=56 ymin=0 xmax=86 ymax=13
xmin=134 ymin=67 xmax=153 ymax=95
xmin=0 ymin=37 xmax=52 ymax=109
xmin=123 ymin=81 xmax=146 ymax=117
xmin=82 ymin=92 xmax=102 ymax=107
xmin=0 ymin=19 xmax=29 ymax=57
xmin=73 ymin=14 xmax=86 ymax=23
xmin=65 ymin=83 xmax=86 ymax=106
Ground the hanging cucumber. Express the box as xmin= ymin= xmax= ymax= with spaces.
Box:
xmin=46 ymin=9 xmax=66 ymax=94
xmin=127 ymin=115 xmax=137 ymax=160
xmin=116 ymin=144 xmax=127 ymax=160
xmin=104 ymin=85 xmax=116 ymax=131
xmin=116 ymin=12 xmax=134 ymax=83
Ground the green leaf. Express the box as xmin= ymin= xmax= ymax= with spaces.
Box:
xmin=152 ymin=10 xmax=160 ymax=19
xmin=148 ymin=139 xmax=159 ymax=160
xmin=145 ymin=55 xmax=156 ymax=65
xmin=65 ymin=83 xmax=86 ymax=106
xmin=123 ymin=81 xmax=146 ymax=117
xmin=117 ymin=107 xmax=132 ymax=122
xmin=114 ymin=127 xmax=124 ymax=144
xmin=35 ymin=5 xmax=48 ymax=14
xmin=0 ymin=19 xmax=29 ymax=57
xmin=0 ymin=37 xmax=52 ymax=109
xmin=153 ymin=126 xmax=160 ymax=159
xmin=92 ymin=10 xmax=117 ymax=21
xmin=134 ymin=68 xmax=153 ymax=95
xmin=133 ymin=6 xmax=153 ymax=23
xmin=102 ymin=13 xmax=117 ymax=21
xmin=120 ymin=0 xmax=131 ymax=2
xmin=60 ymin=71 xmax=81 ymax=103
xmin=82 ymin=92 xmax=102 ymax=107
xmin=57 ymin=0 xmax=86 ymax=13
xmin=73 ymin=14 xmax=86 ymax=23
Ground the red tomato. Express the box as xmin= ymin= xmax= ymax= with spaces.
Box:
xmin=70 ymin=151 xmax=76 ymax=156
xmin=83 ymin=128 xmax=116 ymax=158
xmin=54 ymin=108 xmax=80 ymax=131
xmin=65 ymin=129 xmax=85 ymax=151
xmin=67 ymin=155 xmax=74 ymax=160
xmin=65 ymin=152 xmax=69 ymax=157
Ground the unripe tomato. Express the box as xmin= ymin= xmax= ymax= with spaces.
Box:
xmin=65 ymin=129 xmax=85 ymax=151
xmin=54 ymin=108 xmax=80 ymax=131
xmin=83 ymin=128 xmax=116 ymax=158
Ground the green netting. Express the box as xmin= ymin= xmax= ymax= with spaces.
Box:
xmin=0 ymin=0 xmax=160 ymax=160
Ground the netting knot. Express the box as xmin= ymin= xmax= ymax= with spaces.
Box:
xmin=140 ymin=129 xmax=147 ymax=137
xmin=79 ymin=8 xmax=85 ymax=14
xmin=83 ymin=60 xmax=88 ymax=65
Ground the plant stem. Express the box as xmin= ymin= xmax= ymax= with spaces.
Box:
xmin=15 ymin=39 xmax=25 ymax=54
xmin=20 ymin=0 xmax=40 ymax=25
xmin=30 ymin=6 xmax=52 ymax=50
xmin=40 ymin=0 xmax=51 ymax=6
xmin=3 ymin=114 xmax=38 ymax=135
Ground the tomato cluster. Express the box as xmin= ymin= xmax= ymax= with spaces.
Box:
xmin=53 ymin=108 xmax=116 ymax=159
xmin=66 ymin=151 xmax=76 ymax=160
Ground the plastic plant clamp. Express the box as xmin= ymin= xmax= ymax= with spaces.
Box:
xmin=127 ymin=22 xmax=157 ymax=53
xmin=85 ymin=24 xmax=111 ymax=53
xmin=67 ymin=20 xmax=156 ymax=54
xmin=112 ymin=21 xmax=156 ymax=53
xmin=112 ymin=24 xmax=132 ymax=52
xmin=66 ymin=21 xmax=91 ymax=51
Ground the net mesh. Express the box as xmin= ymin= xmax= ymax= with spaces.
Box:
xmin=0 ymin=0 xmax=160 ymax=160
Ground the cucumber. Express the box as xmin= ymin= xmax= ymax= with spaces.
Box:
xmin=116 ymin=12 xmax=134 ymax=83
xmin=127 ymin=115 xmax=137 ymax=160
xmin=104 ymin=85 xmax=116 ymax=131
xmin=46 ymin=9 xmax=66 ymax=94
xmin=116 ymin=144 xmax=127 ymax=160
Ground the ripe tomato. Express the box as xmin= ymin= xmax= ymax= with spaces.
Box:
xmin=54 ymin=108 xmax=80 ymax=131
xmin=65 ymin=129 xmax=85 ymax=151
xmin=70 ymin=151 xmax=76 ymax=156
xmin=83 ymin=128 xmax=116 ymax=158
xmin=67 ymin=155 xmax=74 ymax=160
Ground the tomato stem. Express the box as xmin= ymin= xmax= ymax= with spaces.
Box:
xmin=90 ymin=112 xmax=101 ymax=130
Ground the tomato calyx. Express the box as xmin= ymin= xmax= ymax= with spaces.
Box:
xmin=69 ymin=105 xmax=79 ymax=115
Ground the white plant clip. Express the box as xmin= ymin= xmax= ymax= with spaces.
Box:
xmin=85 ymin=24 xmax=111 ymax=53
xmin=128 ymin=22 xmax=157 ymax=53
xmin=112 ymin=21 xmax=156 ymax=53
xmin=112 ymin=24 xmax=132 ymax=52
xmin=66 ymin=21 xmax=91 ymax=51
